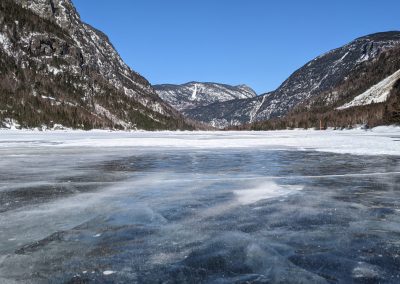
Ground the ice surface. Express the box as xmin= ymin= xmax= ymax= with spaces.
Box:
xmin=0 ymin=129 xmax=399 ymax=283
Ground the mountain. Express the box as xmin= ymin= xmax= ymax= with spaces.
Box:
xmin=185 ymin=94 xmax=266 ymax=129
xmin=0 ymin=0 xmax=192 ymax=130
xmin=154 ymin=82 xmax=256 ymax=128
xmin=245 ymin=44 xmax=400 ymax=130
xmin=154 ymin=82 xmax=256 ymax=112
xmin=187 ymin=31 xmax=400 ymax=128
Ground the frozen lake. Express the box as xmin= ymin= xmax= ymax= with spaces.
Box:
xmin=0 ymin=129 xmax=400 ymax=283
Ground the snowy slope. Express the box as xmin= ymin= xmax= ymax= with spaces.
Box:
xmin=337 ymin=69 xmax=400 ymax=109
xmin=154 ymin=82 xmax=257 ymax=111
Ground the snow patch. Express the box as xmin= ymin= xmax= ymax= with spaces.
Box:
xmin=338 ymin=51 xmax=350 ymax=62
xmin=191 ymin=84 xmax=198 ymax=100
xmin=0 ymin=33 xmax=13 ymax=57
xmin=103 ymin=270 xmax=115 ymax=276
xmin=338 ymin=69 xmax=400 ymax=110
xmin=47 ymin=66 xmax=63 ymax=75
xmin=1 ymin=128 xmax=399 ymax=156
xmin=94 ymin=104 xmax=131 ymax=129
xmin=250 ymin=96 xmax=267 ymax=123
xmin=235 ymin=181 xmax=303 ymax=205
xmin=1 ymin=119 xmax=20 ymax=130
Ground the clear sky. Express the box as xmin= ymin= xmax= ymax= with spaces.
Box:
xmin=73 ymin=0 xmax=399 ymax=94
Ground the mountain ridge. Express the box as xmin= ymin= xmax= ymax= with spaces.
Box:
xmin=154 ymin=82 xmax=257 ymax=119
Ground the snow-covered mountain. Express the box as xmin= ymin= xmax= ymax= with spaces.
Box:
xmin=254 ymin=32 xmax=400 ymax=120
xmin=185 ymin=95 xmax=266 ymax=128
xmin=186 ymin=31 xmax=400 ymax=128
xmin=0 ymin=0 xmax=191 ymax=130
xmin=248 ymin=42 xmax=400 ymax=130
xmin=154 ymin=82 xmax=256 ymax=112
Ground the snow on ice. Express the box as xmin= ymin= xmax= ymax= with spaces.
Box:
xmin=0 ymin=127 xmax=398 ymax=156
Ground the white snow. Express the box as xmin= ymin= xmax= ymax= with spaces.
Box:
xmin=191 ymin=84 xmax=198 ymax=100
xmin=93 ymin=104 xmax=131 ymax=129
xmin=0 ymin=127 xmax=399 ymax=156
xmin=41 ymin=95 xmax=56 ymax=101
xmin=0 ymin=33 xmax=7 ymax=45
xmin=338 ymin=69 xmax=400 ymax=110
xmin=357 ymin=53 xmax=371 ymax=63
xmin=338 ymin=51 xmax=350 ymax=62
xmin=234 ymin=181 xmax=303 ymax=205
xmin=2 ymin=119 xmax=20 ymax=130
xmin=0 ymin=33 xmax=13 ymax=57
xmin=250 ymin=95 xmax=267 ymax=123
xmin=102 ymin=270 xmax=115 ymax=275
xmin=47 ymin=66 xmax=63 ymax=75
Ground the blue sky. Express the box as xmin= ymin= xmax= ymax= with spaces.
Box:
xmin=73 ymin=0 xmax=400 ymax=94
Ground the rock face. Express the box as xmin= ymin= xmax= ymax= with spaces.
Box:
xmin=0 ymin=0 xmax=190 ymax=130
xmin=184 ymin=31 xmax=400 ymax=128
